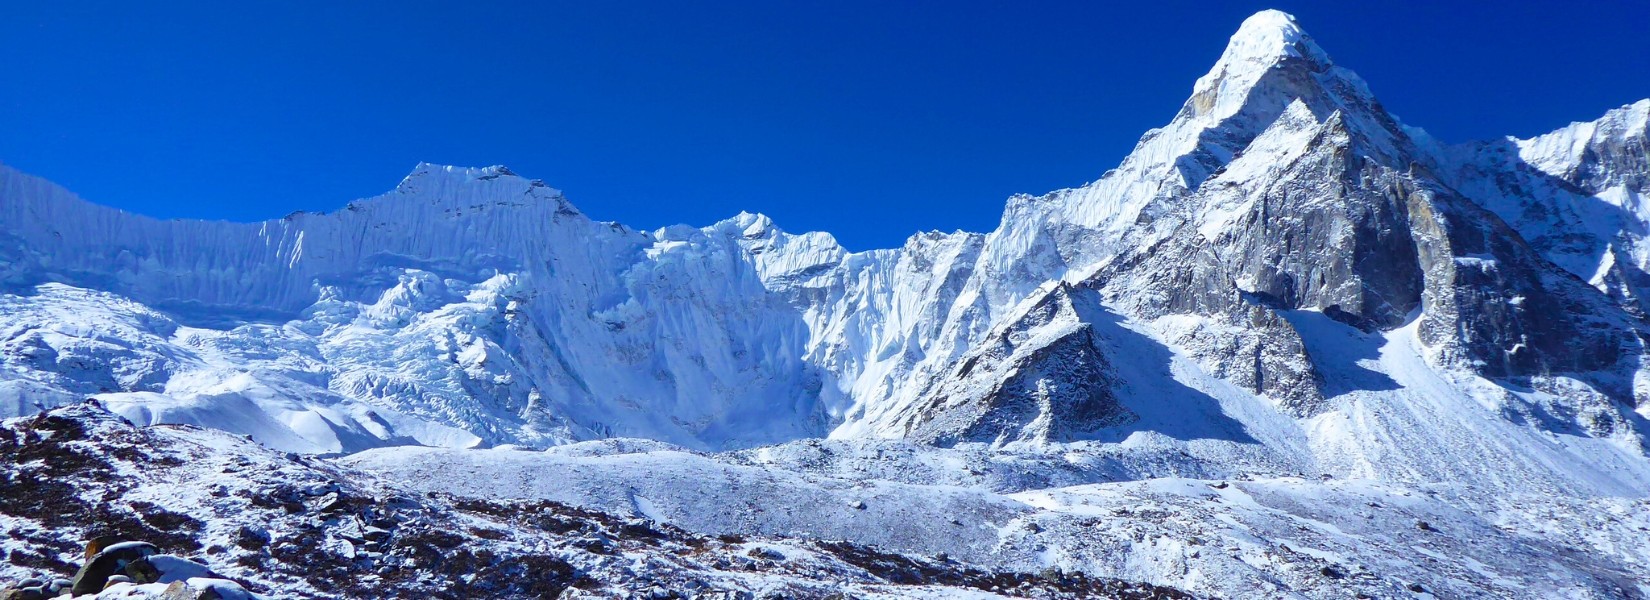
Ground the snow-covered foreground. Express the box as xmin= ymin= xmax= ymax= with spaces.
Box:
xmin=344 ymin=315 xmax=1650 ymax=599
xmin=1 ymin=404 xmax=1192 ymax=599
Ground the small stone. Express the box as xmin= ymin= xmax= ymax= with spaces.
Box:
xmin=158 ymin=582 xmax=195 ymax=600
xmin=746 ymin=547 xmax=785 ymax=561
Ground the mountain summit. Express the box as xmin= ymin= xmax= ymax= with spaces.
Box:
xmin=1190 ymin=9 xmax=1330 ymax=119
xmin=2 ymin=8 xmax=1645 ymax=454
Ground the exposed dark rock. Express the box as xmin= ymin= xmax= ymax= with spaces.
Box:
xmin=897 ymin=283 xmax=1138 ymax=445
xmin=71 ymin=541 xmax=158 ymax=595
xmin=1083 ymin=58 xmax=1648 ymax=426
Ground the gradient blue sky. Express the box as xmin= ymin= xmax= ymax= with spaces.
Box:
xmin=4 ymin=1 xmax=1647 ymax=251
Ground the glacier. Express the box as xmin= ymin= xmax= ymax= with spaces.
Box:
xmin=1 ymin=163 xmax=837 ymax=452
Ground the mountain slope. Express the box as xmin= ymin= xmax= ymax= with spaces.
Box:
xmin=1 ymin=8 xmax=1645 ymax=474
xmin=1 ymin=403 xmax=1195 ymax=599
xmin=2 ymin=164 xmax=835 ymax=452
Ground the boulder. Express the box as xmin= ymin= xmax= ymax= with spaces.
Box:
xmin=71 ymin=541 xmax=159 ymax=595
xmin=0 ymin=587 xmax=44 ymax=600
xmin=84 ymin=535 xmax=131 ymax=560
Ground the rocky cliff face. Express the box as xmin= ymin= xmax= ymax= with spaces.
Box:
xmin=881 ymin=283 xmax=1135 ymax=446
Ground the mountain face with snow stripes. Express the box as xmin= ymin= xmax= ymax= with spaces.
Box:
xmin=9 ymin=11 xmax=1646 ymax=460
xmin=0 ymin=10 xmax=1645 ymax=484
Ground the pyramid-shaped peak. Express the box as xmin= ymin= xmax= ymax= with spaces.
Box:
xmin=1177 ymin=9 xmax=1356 ymax=126
xmin=1218 ymin=10 xmax=1327 ymax=71
xmin=1234 ymin=10 xmax=1303 ymax=42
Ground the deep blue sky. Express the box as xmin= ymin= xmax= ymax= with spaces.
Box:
xmin=3 ymin=2 xmax=1647 ymax=251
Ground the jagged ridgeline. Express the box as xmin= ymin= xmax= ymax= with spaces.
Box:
xmin=3 ymin=11 xmax=1646 ymax=456
xmin=3 ymin=8 xmax=1650 ymax=600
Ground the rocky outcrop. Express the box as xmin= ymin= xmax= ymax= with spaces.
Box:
xmin=890 ymin=283 xmax=1136 ymax=446
xmin=1060 ymin=17 xmax=1648 ymax=422
xmin=2 ymin=535 xmax=257 ymax=599
xmin=1403 ymin=178 xmax=1642 ymax=384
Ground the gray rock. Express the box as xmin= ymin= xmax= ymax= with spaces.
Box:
xmin=71 ymin=541 xmax=159 ymax=596
xmin=893 ymin=283 xmax=1137 ymax=445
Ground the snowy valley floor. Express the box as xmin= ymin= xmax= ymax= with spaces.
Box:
xmin=6 ymin=402 xmax=1647 ymax=599
xmin=0 ymin=404 xmax=1192 ymax=599
xmin=344 ymin=439 xmax=1650 ymax=599
xmin=337 ymin=315 xmax=1650 ymax=599
xmin=5 ymin=305 xmax=1650 ymax=598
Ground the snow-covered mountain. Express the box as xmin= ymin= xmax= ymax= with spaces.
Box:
xmin=0 ymin=164 xmax=835 ymax=452
xmin=5 ymin=9 xmax=1650 ymax=599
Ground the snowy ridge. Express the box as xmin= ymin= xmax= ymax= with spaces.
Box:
xmin=1518 ymin=99 xmax=1650 ymax=187
xmin=1 ymin=10 xmax=1645 ymax=460
xmin=1 ymin=163 xmax=835 ymax=452
xmin=1440 ymin=97 xmax=1650 ymax=322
